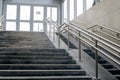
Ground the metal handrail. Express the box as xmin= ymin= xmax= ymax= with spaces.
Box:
xmin=45 ymin=18 xmax=120 ymax=80
xmin=45 ymin=18 xmax=71 ymax=30
xmin=65 ymin=28 xmax=120 ymax=65
xmin=67 ymin=23 xmax=120 ymax=56
xmin=87 ymin=24 xmax=120 ymax=37
xmin=70 ymin=23 xmax=120 ymax=48
xmin=94 ymin=29 xmax=120 ymax=41
xmin=0 ymin=15 xmax=4 ymax=23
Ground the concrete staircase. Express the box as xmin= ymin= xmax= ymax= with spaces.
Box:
xmin=0 ymin=31 xmax=92 ymax=80
xmin=84 ymin=49 xmax=120 ymax=80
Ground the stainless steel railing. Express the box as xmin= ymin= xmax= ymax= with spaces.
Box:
xmin=45 ymin=18 xmax=120 ymax=80
xmin=0 ymin=15 xmax=4 ymax=31
xmin=87 ymin=25 xmax=120 ymax=38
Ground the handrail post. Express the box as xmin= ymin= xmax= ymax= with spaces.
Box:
xmin=95 ymin=40 xmax=100 ymax=80
xmin=79 ymin=31 xmax=82 ymax=61
xmin=58 ymin=29 xmax=60 ymax=48
xmin=53 ymin=27 xmax=55 ymax=42
xmin=68 ymin=27 xmax=70 ymax=50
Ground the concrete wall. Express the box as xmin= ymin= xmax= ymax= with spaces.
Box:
xmin=73 ymin=0 xmax=120 ymax=32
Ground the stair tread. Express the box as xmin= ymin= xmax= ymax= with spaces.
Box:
xmin=0 ymin=70 xmax=84 ymax=72
xmin=0 ymin=76 xmax=92 ymax=79
xmin=0 ymin=32 xmax=91 ymax=80
xmin=0 ymin=63 xmax=80 ymax=65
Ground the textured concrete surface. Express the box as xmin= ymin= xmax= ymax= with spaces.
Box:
xmin=0 ymin=31 xmax=55 ymax=49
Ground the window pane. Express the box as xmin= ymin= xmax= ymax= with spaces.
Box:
xmin=47 ymin=24 xmax=50 ymax=32
xmin=47 ymin=7 xmax=57 ymax=22
xmin=64 ymin=0 xmax=67 ymax=19
xmin=51 ymin=7 xmax=57 ymax=22
xmin=87 ymin=0 xmax=94 ymax=10
xmin=6 ymin=5 xmax=17 ymax=20
xmin=77 ymin=0 xmax=83 ymax=16
xmin=34 ymin=6 xmax=44 ymax=21
xmin=70 ymin=0 xmax=74 ymax=20
xmin=20 ymin=22 xmax=30 ymax=31
xmin=47 ymin=7 xmax=51 ymax=18
xmin=20 ymin=6 xmax=30 ymax=20
xmin=6 ymin=22 xmax=16 ymax=31
xmin=33 ymin=23 xmax=43 ymax=32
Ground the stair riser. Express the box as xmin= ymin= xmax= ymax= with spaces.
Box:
xmin=0 ymin=49 xmax=66 ymax=52
xmin=98 ymin=60 xmax=108 ymax=64
xmin=0 ymin=57 xmax=72 ymax=60
xmin=0 ymin=71 xmax=86 ymax=76
xmin=0 ymin=60 xmax=76 ymax=64
xmin=0 ymin=65 xmax=81 ymax=70
xmin=102 ymin=65 xmax=114 ymax=69
xmin=109 ymin=70 xmax=120 ymax=75
xmin=0 ymin=78 xmax=92 ymax=80
xmin=0 ymin=54 xmax=69 ymax=56
xmin=116 ymin=77 xmax=120 ymax=80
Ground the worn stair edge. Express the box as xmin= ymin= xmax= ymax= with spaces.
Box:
xmin=0 ymin=76 xmax=92 ymax=80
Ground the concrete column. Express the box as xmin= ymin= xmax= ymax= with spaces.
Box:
xmin=16 ymin=4 xmax=20 ymax=31
xmin=0 ymin=0 xmax=2 ymax=16
xmin=60 ymin=2 xmax=63 ymax=24
xmin=30 ymin=5 xmax=33 ymax=32
xmin=83 ymin=0 xmax=87 ymax=12
xmin=74 ymin=0 xmax=77 ymax=18
xmin=67 ymin=0 xmax=70 ymax=21
xmin=44 ymin=6 xmax=47 ymax=32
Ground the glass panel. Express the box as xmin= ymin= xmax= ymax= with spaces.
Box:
xmin=20 ymin=6 xmax=30 ymax=20
xmin=33 ymin=23 xmax=43 ymax=32
xmin=51 ymin=7 xmax=57 ymax=22
xmin=34 ymin=6 xmax=44 ymax=21
xmin=70 ymin=0 xmax=74 ymax=20
xmin=47 ymin=7 xmax=51 ymax=18
xmin=77 ymin=0 xmax=83 ymax=16
xmin=6 ymin=5 xmax=17 ymax=20
xmin=87 ymin=0 xmax=94 ymax=10
xmin=20 ymin=22 xmax=30 ymax=31
xmin=64 ymin=0 xmax=67 ymax=20
xmin=6 ymin=22 xmax=16 ymax=31
xmin=47 ymin=7 xmax=57 ymax=21
xmin=47 ymin=24 xmax=50 ymax=32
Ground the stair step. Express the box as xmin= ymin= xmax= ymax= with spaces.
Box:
xmin=0 ymin=64 xmax=81 ymax=70
xmin=0 ymin=70 xmax=86 ymax=76
xmin=0 ymin=51 xmax=68 ymax=54
xmin=0 ymin=59 xmax=76 ymax=64
xmin=0 ymin=49 xmax=66 ymax=52
xmin=0 ymin=76 xmax=92 ymax=80
xmin=83 ymin=49 xmax=92 ymax=53
xmin=0 ymin=32 xmax=92 ymax=80
xmin=83 ymin=49 xmax=102 ymax=60
xmin=0 ymin=50 xmax=67 ymax=53
xmin=0 ymin=53 xmax=69 ymax=56
xmin=102 ymin=64 xmax=114 ymax=69
xmin=98 ymin=59 xmax=108 ymax=64
xmin=108 ymin=69 xmax=120 ymax=75
xmin=0 ymin=55 xmax=72 ymax=59
xmin=114 ymin=75 xmax=120 ymax=80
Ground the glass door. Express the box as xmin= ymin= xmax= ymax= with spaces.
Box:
xmin=6 ymin=5 xmax=17 ymax=31
xmin=33 ymin=6 xmax=44 ymax=32
xmin=20 ymin=5 xmax=30 ymax=31
xmin=47 ymin=7 xmax=57 ymax=32
xmin=47 ymin=7 xmax=58 ymax=38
